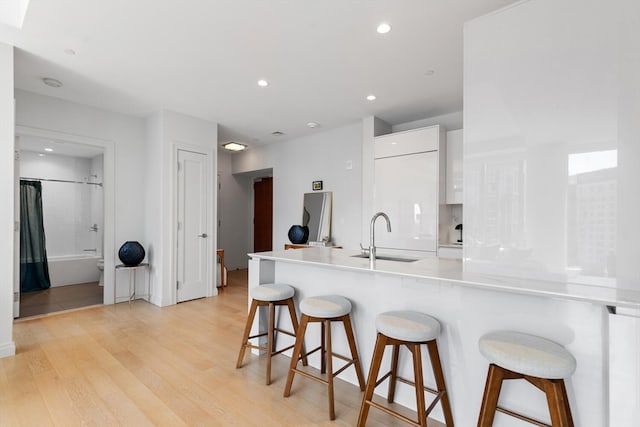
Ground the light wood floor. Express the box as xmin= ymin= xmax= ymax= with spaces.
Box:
xmin=1 ymin=269 xmax=445 ymax=426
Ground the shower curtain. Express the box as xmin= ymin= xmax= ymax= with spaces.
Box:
xmin=20 ymin=180 xmax=51 ymax=292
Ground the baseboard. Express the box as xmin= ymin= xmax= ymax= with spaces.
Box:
xmin=0 ymin=341 xmax=16 ymax=358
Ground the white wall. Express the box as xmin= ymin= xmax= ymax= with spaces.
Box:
xmin=145 ymin=110 xmax=218 ymax=306
xmin=233 ymin=122 xmax=363 ymax=250
xmin=217 ymin=149 xmax=251 ymax=269
xmin=90 ymin=154 xmax=104 ymax=256
xmin=144 ymin=113 xmax=164 ymax=303
xmin=15 ymin=90 xmax=146 ymax=245
xmin=20 ymin=151 xmax=102 ymax=257
xmin=0 ymin=42 xmax=16 ymax=357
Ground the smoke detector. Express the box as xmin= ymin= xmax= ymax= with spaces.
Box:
xmin=42 ymin=77 xmax=63 ymax=88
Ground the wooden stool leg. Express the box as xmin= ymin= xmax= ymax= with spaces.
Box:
xmin=545 ymin=380 xmax=574 ymax=427
xmin=477 ymin=364 xmax=506 ymax=427
xmin=342 ymin=314 xmax=366 ymax=390
xmin=388 ymin=343 xmax=400 ymax=403
xmin=265 ymin=302 xmax=275 ymax=385
xmin=357 ymin=333 xmax=387 ymax=427
xmin=560 ymin=380 xmax=575 ymax=427
xmin=236 ymin=299 xmax=259 ymax=369
xmin=285 ymin=298 xmax=308 ymax=366
xmin=321 ymin=321 xmax=327 ymax=374
xmin=325 ymin=319 xmax=336 ymax=420
xmin=411 ymin=344 xmax=428 ymax=427
xmin=283 ymin=314 xmax=309 ymax=397
xmin=427 ymin=340 xmax=454 ymax=427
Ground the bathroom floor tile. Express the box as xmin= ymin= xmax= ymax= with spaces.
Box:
xmin=19 ymin=282 xmax=103 ymax=318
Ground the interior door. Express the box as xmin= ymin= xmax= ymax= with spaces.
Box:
xmin=253 ymin=177 xmax=273 ymax=252
xmin=176 ymin=149 xmax=208 ymax=302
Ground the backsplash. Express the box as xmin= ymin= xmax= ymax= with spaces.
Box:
xmin=439 ymin=204 xmax=463 ymax=245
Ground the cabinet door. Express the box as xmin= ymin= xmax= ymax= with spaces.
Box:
xmin=446 ymin=129 xmax=463 ymax=204
xmin=374 ymin=151 xmax=438 ymax=252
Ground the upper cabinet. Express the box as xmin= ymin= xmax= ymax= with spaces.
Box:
xmin=445 ymin=129 xmax=463 ymax=204
xmin=372 ymin=126 xmax=445 ymax=254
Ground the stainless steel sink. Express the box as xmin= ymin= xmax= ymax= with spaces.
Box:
xmin=351 ymin=254 xmax=418 ymax=263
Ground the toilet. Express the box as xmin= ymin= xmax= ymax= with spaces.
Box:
xmin=97 ymin=258 xmax=104 ymax=286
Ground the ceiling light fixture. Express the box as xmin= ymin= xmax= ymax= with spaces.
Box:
xmin=424 ymin=70 xmax=435 ymax=76
xmin=64 ymin=49 xmax=76 ymax=56
xmin=222 ymin=142 xmax=247 ymax=152
xmin=257 ymin=79 xmax=269 ymax=87
xmin=271 ymin=131 xmax=284 ymax=136
xmin=376 ymin=22 xmax=392 ymax=34
xmin=42 ymin=77 xmax=63 ymax=88
xmin=307 ymin=122 xmax=320 ymax=129
xmin=44 ymin=148 xmax=53 ymax=152
xmin=366 ymin=94 xmax=377 ymax=101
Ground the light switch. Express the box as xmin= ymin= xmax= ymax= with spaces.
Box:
xmin=345 ymin=160 xmax=353 ymax=170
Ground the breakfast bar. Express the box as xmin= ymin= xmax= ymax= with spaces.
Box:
xmin=249 ymin=247 xmax=640 ymax=426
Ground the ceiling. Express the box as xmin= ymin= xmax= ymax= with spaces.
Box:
xmin=19 ymin=135 xmax=104 ymax=158
xmin=0 ymin=0 xmax=517 ymax=148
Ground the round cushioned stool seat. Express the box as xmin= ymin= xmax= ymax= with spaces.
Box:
xmin=376 ymin=311 xmax=441 ymax=342
xmin=479 ymin=331 xmax=576 ymax=379
xmin=300 ymin=295 xmax=351 ymax=318
xmin=251 ymin=283 xmax=295 ymax=302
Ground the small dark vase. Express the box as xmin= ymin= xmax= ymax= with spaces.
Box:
xmin=288 ymin=225 xmax=309 ymax=244
xmin=118 ymin=241 xmax=146 ymax=266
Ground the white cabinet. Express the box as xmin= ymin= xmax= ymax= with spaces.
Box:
xmin=445 ymin=129 xmax=463 ymax=204
xmin=373 ymin=126 xmax=445 ymax=254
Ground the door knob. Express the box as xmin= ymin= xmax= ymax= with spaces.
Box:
xmin=198 ymin=233 xmax=208 ymax=238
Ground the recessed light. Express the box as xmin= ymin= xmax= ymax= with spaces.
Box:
xmin=271 ymin=131 xmax=284 ymax=136
xmin=42 ymin=77 xmax=63 ymax=88
xmin=38 ymin=153 xmax=45 ymax=157
xmin=376 ymin=22 xmax=392 ymax=34
xmin=222 ymin=142 xmax=247 ymax=152
xmin=257 ymin=79 xmax=269 ymax=87
xmin=424 ymin=70 xmax=435 ymax=76
xmin=366 ymin=94 xmax=377 ymax=101
xmin=64 ymin=49 xmax=76 ymax=56
xmin=44 ymin=148 xmax=53 ymax=152
xmin=307 ymin=122 xmax=320 ymax=129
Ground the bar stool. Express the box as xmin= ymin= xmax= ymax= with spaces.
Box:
xmin=236 ymin=283 xmax=307 ymax=385
xmin=357 ymin=311 xmax=454 ymax=427
xmin=477 ymin=331 xmax=576 ymax=427
xmin=283 ymin=295 xmax=366 ymax=420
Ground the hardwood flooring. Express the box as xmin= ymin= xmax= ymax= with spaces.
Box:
xmin=19 ymin=282 xmax=104 ymax=319
xmin=2 ymin=269 xmax=445 ymax=426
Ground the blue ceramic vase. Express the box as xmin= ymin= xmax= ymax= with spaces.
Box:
xmin=288 ymin=225 xmax=309 ymax=244
xmin=118 ymin=241 xmax=145 ymax=266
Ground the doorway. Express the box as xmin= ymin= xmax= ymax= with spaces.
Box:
xmin=253 ymin=177 xmax=273 ymax=252
xmin=16 ymin=135 xmax=105 ymax=318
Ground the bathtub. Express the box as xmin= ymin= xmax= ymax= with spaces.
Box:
xmin=47 ymin=254 xmax=102 ymax=287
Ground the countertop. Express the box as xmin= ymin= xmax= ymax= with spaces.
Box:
xmin=249 ymin=247 xmax=640 ymax=309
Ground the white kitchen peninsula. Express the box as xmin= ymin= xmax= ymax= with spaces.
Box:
xmin=249 ymin=247 xmax=640 ymax=427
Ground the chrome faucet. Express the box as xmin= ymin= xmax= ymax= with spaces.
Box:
xmin=369 ymin=212 xmax=391 ymax=266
